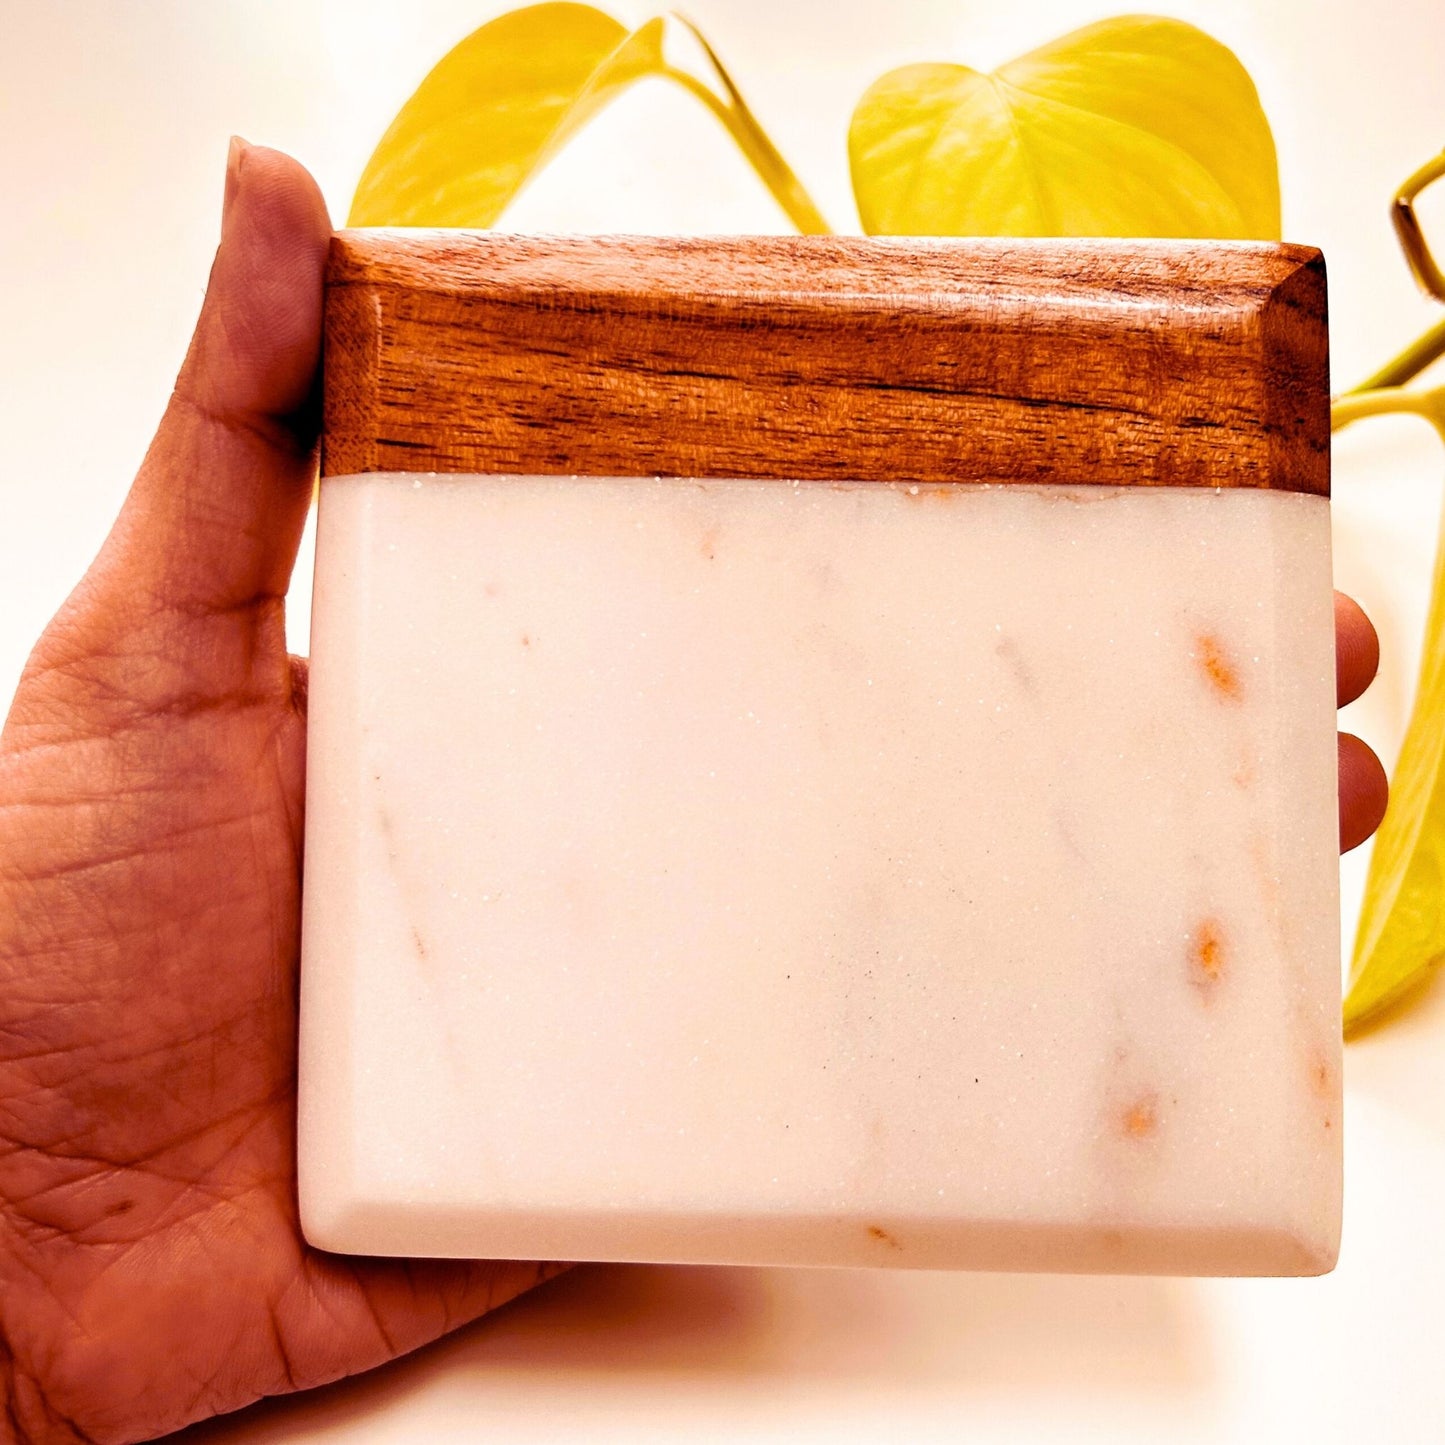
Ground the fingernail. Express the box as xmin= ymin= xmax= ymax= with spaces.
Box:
xmin=223 ymin=135 xmax=251 ymax=227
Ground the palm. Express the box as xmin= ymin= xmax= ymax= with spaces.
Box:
xmin=0 ymin=148 xmax=554 ymax=1444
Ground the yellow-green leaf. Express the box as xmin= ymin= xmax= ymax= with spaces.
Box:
xmin=848 ymin=15 xmax=1280 ymax=239
xmin=1344 ymin=394 xmax=1445 ymax=1034
xmin=349 ymin=3 xmax=663 ymax=227
xmin=349 ymin=3 xmax=828 ymax=233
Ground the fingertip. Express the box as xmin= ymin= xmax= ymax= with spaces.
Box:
xmin=229 ymin=143 xmax=331 ymax=253
xmin=1335 ymin=591 xmax=1380 ymax=708
xmin=183 ymin=142 xmax=333 ymax=431
xmin=1339 ymin=730 xmax=1388 ymax=853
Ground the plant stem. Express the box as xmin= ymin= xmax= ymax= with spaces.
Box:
xmin=1344 ymin=315 xmax=1445 ymax=395
xmin=1341 ymin=149 xmax=1445 ymax=394
xmin=1392 ymin=148 xmax=1445 ymax=301
xmin=1332 ymin=384 xmax=1445 ymax=434
xmin=661 ymin=16 xmax=831 ymax=235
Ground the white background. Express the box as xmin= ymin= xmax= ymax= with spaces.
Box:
xmin=4 ymin=1 xmax=1445 ymax=1440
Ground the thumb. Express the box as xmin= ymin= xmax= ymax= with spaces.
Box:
xmin=86 ymin=140 xmax=331 ymax=628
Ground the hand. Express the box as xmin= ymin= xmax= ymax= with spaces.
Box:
xmin=0 ymin=143 xmax=561 ymax=1444
xmin=0 ymin=140 xmax=1390 ymax=1442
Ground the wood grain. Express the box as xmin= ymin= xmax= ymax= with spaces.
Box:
xmin=322 ymin=232 xmax=1328 ymax=495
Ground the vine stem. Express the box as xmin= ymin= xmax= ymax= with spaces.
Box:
xmin=661 ymin=15 xmax=832 ymax=235
xmin=1392 ymin=148 xmax=1445 ymax=301
xmin=1332 ymin=384 xmax=1445 ymax=435
xmin=1344 ymin=316 xmax=1445 ymax=396
xmin=1342 ymin=147 xmax=1445 ymax=394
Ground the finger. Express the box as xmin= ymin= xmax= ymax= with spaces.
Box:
xmin=85 ymin=140 xmax=331 ymax=623
xmin=1340 ymin=731 xmax=1388 ymax=853
xmin=289 ymin=654 xmax=309 ymax=718
xmin=1335 ymin=591 xmax=1380 ymax=708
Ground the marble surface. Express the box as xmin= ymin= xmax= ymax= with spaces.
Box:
xmin=299 ymin=476 xmax=1339 ymax=1274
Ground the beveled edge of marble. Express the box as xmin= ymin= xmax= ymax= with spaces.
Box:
xmin=300 ymin=1197 xmax=1339 ymax=1278
xmin=321 ymin=233 xmax=1329 ymax=496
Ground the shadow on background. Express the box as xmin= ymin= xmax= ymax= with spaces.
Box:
xmin=174 ymin=1262 xmax=1214 ymax=1441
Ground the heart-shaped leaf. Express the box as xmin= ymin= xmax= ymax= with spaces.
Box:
xmin=350 ymin=3 xmax=654 ymax=227
xmin=1343 ymin=391 xmax=1445 ymax=1033
xmin=349 ymin=2 xmax=827 ymax=232
xmin=848 ymin=15 xmax=1280 ymax=239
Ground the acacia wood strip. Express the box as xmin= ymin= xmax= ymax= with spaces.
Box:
xmin=322 ymin=232 xmax=1328 ymax=495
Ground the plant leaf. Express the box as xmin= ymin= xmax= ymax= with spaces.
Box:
xmin=349 ymin=3 xmax=828 ymax=233
xmin=349 ymin=3 xmax=663 ymax=227
xmin=848 ymin=15 xmax=1280 ymax=239
xmin=1345 ymin=396 xmax=1445 ymax=1033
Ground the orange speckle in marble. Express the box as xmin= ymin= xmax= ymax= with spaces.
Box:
xmin=867 ymin=1225 xmax=903 ymax=1250
xmin=1189 ymin=918 xmax=1227 ymax=992
xmin=699 ymin=524 xmax=720 ymax=560
xmin=520 ymin=633 xmax=531 ymax=648
xmin=1248 ymin=833 xmax=1284 ymax=918
xmin=1196 ymin=632 xmax=1242 ymax=701
xmin=1307 ymin=1047 xmax=1335 ymax=1098
xmin=1122 ymin=1094 xmax=1159 ymax=1139
xmin=995 ymin=634 xmax=1037 ymax=695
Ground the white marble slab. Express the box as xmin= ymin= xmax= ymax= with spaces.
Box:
xmin=298 ymin=475 xmax=1339 ymax=1274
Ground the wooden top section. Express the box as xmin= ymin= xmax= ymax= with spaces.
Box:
xmin=323 ymin=232 xmax=1328 ymax=495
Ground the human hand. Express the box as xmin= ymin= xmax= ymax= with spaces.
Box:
xmin=0 ymin=138 xmax=1390 ymax=1442
xmin=0 ymin=142 xmax=561 ymax=1444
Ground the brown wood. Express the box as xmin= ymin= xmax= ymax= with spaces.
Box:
xmin=322 ymin=232 xmax=1328 ymax=495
